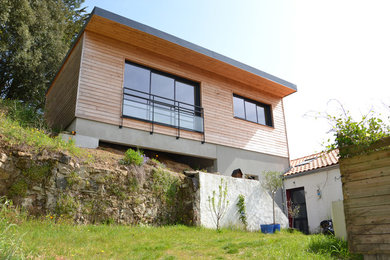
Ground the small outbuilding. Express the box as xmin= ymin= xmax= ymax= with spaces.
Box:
xmin=284 ymin=149 xmax=345 ymax=235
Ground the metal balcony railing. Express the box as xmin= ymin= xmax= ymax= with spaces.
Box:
xmin=121 ymin=87 xmax=205 ymax=143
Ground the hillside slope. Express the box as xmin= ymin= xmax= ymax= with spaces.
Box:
xmin=0 ymin=100 xmax=197 ymax=225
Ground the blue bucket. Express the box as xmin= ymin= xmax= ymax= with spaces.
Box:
xmin=260 ymin=224 xmax=274 ymax=234
xmin=273 ymin=224 xmax=280 ymax=232
xmin=260 ymin=224 xmax=280 ymax=234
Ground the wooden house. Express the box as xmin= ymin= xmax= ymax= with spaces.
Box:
xmin=45 ymin=7 xmax=297 ymax=176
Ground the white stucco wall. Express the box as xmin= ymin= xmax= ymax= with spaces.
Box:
xmin=284 ymin=166 xmax=343 ymax=233
xmin=199 ymin=172 xmax=288 ymax=231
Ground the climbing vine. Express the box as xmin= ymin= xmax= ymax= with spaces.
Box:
xmin=325 ymin=108 xmax=390 ymax=158
xmin=236 ymin=194 xmax=247 ymax=230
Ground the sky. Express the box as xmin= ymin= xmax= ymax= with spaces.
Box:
xmin=82 ymin=0 xmax=390 ymax=159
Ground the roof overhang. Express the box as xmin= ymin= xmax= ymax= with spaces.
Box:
xmin=48 ymin=7 xmax=297 ymax=97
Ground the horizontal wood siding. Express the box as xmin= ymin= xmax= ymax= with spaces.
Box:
xmin=77 ymin=31 xmax=288 ymax=157
xmin=85 ymin=15 xmax=296 ymax=98
xmin=340 ymin=147 xmax=390 ymax=254
xmin=45 ymin=37 xmax=83 ymax=130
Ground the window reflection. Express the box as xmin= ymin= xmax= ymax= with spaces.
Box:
xmin=122 ymin=61 xmax=203 ymax=132
xmin=245 ymin=101 xmax=257 ymax=122
xmin=233 ymin=94 xmax=272 ymax=127
xmin=233 ymin=96 xmax=245 ymax=119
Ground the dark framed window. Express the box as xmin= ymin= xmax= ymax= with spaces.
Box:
xmin=122 ymin=61 xmax=203 ymax=132
xmin=233 ymin=94 xmax=273 ymax=127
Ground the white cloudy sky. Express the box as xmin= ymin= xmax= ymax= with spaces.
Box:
xmin=83 ymin=0 xmax=390 ymax=159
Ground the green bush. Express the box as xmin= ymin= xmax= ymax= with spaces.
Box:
xmin=0 ymin=99 xmax=46 ymax=129
xmin=8 ymin=180 xmax=28 ymax=198
xmin=308 ymin=234 xmax=362 ymax=260
xmin=236 ymin=194 xmax=247 ymax=230
xmin=152 ymin=167 xmax=179 ymax=204
xmin=55 ymin=194 xmax=80 ymax=217
xmin=325 ymin=109 xmax=390 ymax=158
xmin=0 ymin=100 xmax=82 ymax=156
xmin=121 ymin=148 xmax=144 ymax=166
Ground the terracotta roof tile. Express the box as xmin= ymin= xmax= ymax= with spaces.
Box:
xmin=284 ymin=149 xmax=339 ymax=177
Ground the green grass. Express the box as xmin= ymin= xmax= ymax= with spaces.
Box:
xmin=1 ymin=220 xmax=362 ymax=259
xmin=0 ymin=99 xmax=82 ymax=156
xmin=0 ymin=100 xmax=362 ymax=259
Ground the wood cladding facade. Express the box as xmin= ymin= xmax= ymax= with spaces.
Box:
xmin=73 ymin=30 xmax=289 ymax=158
xmin=340 ymin=140 xmax=390 ymax=255
xmin=45 ymin=37 xmax=83 ymax=130
xmin=84 ymin=15 xmax=296 ymax=98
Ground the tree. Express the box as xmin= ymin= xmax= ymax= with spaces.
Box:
xmin=261 ymin=171 xmax=283 ymax=225
xmin=208 ymin=178 xmax=229 ymax=231
xmin=0 ymin=0 xmax=87 ymax=109
xmin=287 ymin=199 xmax=300 ymax=229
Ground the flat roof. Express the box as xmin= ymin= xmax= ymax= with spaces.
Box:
xmin=91 ymin=7 xmax=296 ymax=91
xmin=48 ymin=7 xmax=296 ymax=95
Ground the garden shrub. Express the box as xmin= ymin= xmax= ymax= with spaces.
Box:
xmin=325 ymin=108 xmax=390 ymax=158
xmin=0 ymin=99 xmax=46 ymax=129
xmin=152 ymin=167 xmax=179 ymax=204
xmin=208 ymin=179 xmax=229 ymax=231
xmin=236 ymin=194 xmax=247 ymax=230
xmin=308 ymin=234 xmax=362 ymax=259
xmin=0 ymin=99 xmax=82 ymax=156
xmin=121 ymin=148 xmax=144 ymax=166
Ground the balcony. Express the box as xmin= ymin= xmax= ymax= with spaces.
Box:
xmin=122 ymin=87 xmax=205 ymax=141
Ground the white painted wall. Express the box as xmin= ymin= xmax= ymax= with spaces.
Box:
xmin=199 ymin=172 xmax=288 ymax=231
xmin=284 ymin=166 xmax=343 ymax=233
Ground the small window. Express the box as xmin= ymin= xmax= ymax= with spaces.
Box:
xmin=233 ymin=94 xmax=273 ymax=127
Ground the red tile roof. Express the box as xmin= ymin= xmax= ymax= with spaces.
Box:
xmin=284 ymin=149 xmax=339 ymax=177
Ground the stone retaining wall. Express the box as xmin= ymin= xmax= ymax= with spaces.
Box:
xmin=0 ymin=145 xmax=287 ymax=230
xmin=0 ymin=148 xmax=197 ymax=225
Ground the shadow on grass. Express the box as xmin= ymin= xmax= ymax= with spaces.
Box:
xmin=308 ymin=235 xmax=363 ymax=260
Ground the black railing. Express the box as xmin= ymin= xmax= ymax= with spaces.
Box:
xmin=121 ymin=87 xmax=205 ymax=142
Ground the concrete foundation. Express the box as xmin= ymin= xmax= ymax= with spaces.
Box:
xmin=215 ymin=145 xmax=289 ymax=176
xmin=68 ymin=117 xmax=289 ymax=177
xmin=60 ymin=133 xmax=99 ymax=149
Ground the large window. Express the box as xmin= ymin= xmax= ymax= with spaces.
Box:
xmin=233 ymin=94 xmax=273 ymax=127
xmin=122 ymin=61 xmax=203 ymax=132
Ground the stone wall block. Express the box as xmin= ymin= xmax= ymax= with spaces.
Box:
xmin=0 ymin=153 xmax=7 ymax=163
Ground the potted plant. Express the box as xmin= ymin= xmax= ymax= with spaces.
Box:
xmin=260 ymin=170 xmax=283 ymax=233
xmin=287 ymin=199 xmax=300 ymax=233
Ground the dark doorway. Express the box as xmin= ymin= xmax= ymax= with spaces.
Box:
xmin=286 ymin=187 xmax=309 ymax=234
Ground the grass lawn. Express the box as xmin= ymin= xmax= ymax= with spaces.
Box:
xmin=1 ymin=221 xmax=362 ymax=260
xmin=0 ymin=101 xmax=362 ymax=259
